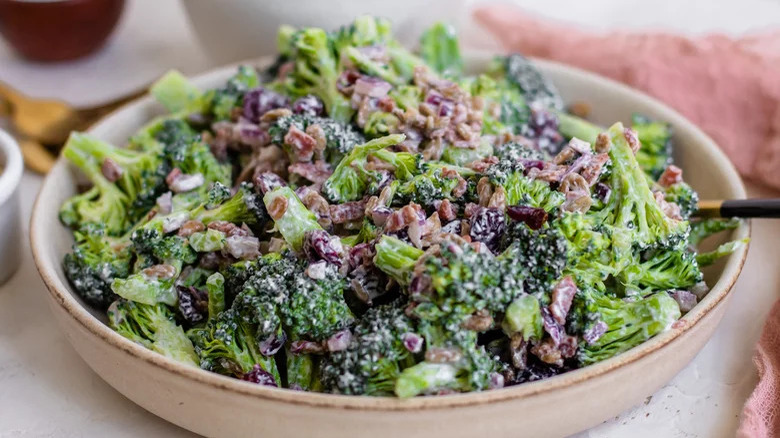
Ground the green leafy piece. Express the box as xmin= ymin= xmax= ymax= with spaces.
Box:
xmin=111 ymin=270 xmax=178 ymax=306
xmin=263 ymin=186 xmax=322 ymax=251
xmin=502 ymin=295 xmax=544 ymax=341
xmin=150 ymin=70 xmax=206 ymax=114
xmin=696 ymin=238 xmax=749 ymax=266
xmin=689 ymin=218 xmax=741 ymax=246
xmin=419 ymin=22 xmax=463 ymax=78
xmin=189 ymin=229 xmax=227 ymax=253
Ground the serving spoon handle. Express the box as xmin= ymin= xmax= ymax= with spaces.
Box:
xmin=696 ymin=199 xmax=780 ymax=218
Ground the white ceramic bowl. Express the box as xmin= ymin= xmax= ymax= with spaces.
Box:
xmin=30 ymin=55 xmax=750 ymax=438
xmin=182 ymin=0 xmax=465 ymax=64
xmin=0 ymin=128 xmax=22 ymax=285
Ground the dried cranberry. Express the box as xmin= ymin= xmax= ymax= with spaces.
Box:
xmin=242 ymin=364 xmax=278 ymax=386
xmin=469 ymin=207 xmax=505 ymax=252
xmin=583 ymin=320 xmax=607 ymax=345
xmin=291 ymin=95 xmax=325 ymax=117
xmin=242 ymin=87 xmax=289 ymax=123
xmin=594 ymin=182 xmax=611 ymax=203
xmin=521 ymin=159 xmax=545 ymax=174
xmin=303 ymin=230 xmax=343 ymax=267
xmin=507 ymin=205 xmax=548 ymax=230
xmin=177 ymin=286 xmax=208 ymax=324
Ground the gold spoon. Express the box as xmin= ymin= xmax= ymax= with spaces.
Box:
xmin=0 ymin=82 xmax=147 ymax=173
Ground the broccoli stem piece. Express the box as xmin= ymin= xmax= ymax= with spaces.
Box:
xmin=696 ymin=238 xmax=749 ymax=266
xmin=286 ymin=351 xmax=320 ymax=391
xmin=263 ymin=186 xmax=322 ymax=251
xmin=395 ymin=362 xmax=458 ymax=398
xmin=502 ymin=294 xmax=543 ymax=341
xmin=206 ymin=273 xmax=225 ymax=320
xmin=554 ymin=111 xmax=601 ymax=144
xmin=373 ymin=235 xmax=424 ymax=285
xmin=689 ymin=218 xmax=741 ymax=246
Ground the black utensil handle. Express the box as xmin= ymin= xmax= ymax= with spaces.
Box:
xmin=696 ymin=199 xmax=780 ymax=218
xmin=720 ymin=199 xmax=780 ymax=218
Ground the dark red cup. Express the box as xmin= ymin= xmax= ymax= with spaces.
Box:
xmin=0 ymin=0 xmax=125 ymax=62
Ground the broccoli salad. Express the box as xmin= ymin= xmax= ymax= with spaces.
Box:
xmin=58 ymin=17 xmax=746 ymax=397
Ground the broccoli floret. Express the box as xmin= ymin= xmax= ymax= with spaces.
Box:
xmin=283 ymin=27 xmax=353 ymax=122
xmin=632 ymin=114 xmax=673 ymax=180
xmin=463 ymin=73 xmax=528 ymax=136
xmin=150 ymin=70 xmax=208 ymax=115
xmin=263 ymin=186 xmax=323 ymax=251
xmin=108 ymin=299 xmax=198 ymax=366
xmin=591 ymin=122 xmax=689 ymax=250
xmin=205 ymin=65 xmax=261 ymax=121
xmin=62 ymin=132 xmax=169 ymax=224
xmin=59 ymin=138 xmax=133 ymax=235
xmin=221 ymin=259 xmax=261 ymax=302
xmin=689 ymin=218 xmax=741 ymax=246
xmin=321 ymin=299 xmax=417 ymax=395
xmin=63 ymin=224 xmax=132 ymax=309
xmin=663 ymin=182 xmax=698 ymax=220
xmin=419 ymin=22 xmax=463 ymax=79
xmin=395 ymin=318 xmax=497 ymax=397
xmin=156 ymin=119 xmax=232 ymax=188
xmin=194 ymin=182 xmax=267 ymax=226
xmin=502 ymin=294 xmax=544 ymax=341
xmin=269 ymin=114 xmax=365 ymax=166
xmin=285 ymin=264 xmax=354 ymax=342
xmin=322 ymin=134 xmax=406 ymax=202
xmin=394 ymin=166 xmax=472 ymax=206
xmin=501 ymin=222 xmax=568 ymax=300
xmin=624 ymin=245 xmax=703 ymax=290
xmin=490 ymin=54 xmax=564 ymax=111
xmin=188 ymin=307 xmax=281 ymax=383
xmin=488 ymin=169 xmax=564 ymax=213
xmin=573 ymin=288 xmax=681 ymax=365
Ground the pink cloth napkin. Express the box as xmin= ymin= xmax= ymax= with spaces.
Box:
xmin=473 ymin=4 xmax=780 ymax=191
xmin=473 ymin=5 xmax=780 ymax=436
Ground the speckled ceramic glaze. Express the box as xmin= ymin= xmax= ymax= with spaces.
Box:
xmin=30 ymin=54 xmax=750 ymax=438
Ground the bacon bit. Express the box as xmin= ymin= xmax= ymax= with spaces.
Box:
xmin=385 ymin=203 xmax=425 ymax=232
xmin=267 ymin=196 xmax=288 ymax=220
xmin=224 ymin=235 xmax=260 ymax=260
xmin=476 ymin=177 xmax=494 ymax=207
xmin=466 ymin=155 xmax=499 ymax=173
xmin=532 ymin=164 xmax=567 ymax=182
xmin=208 ymin=221 xmax=248 ymax=237
xmin=654 ymin=191 xmax=683 ymax=220
xmin=436 ymin=199 xmax=458 ymax=222
xmin=462 ymin=309 xmax=493 ymax=331
xmin=288 ymin=161 xmax=332 ymax=183
xmin=101 ymin=158 xmax=123 ymax=182
xmin=580 ymin=153 xmax=610 ymax=185
xmin=550 ymin=276 xmax=578 ymax=325
xmin=284 ymin=125 xmax=316 ymax=162
xmin=658 ymin=164 xmax=683 ymax=188
xmin=623 ymin=127 xmax=640 ymax=154
xmin=463 ymin=203 xmax=480 ymax=219
xmin=560 ymin=173 xmax=592 ymax=213
xmin=330 ymin=200 xmax=366 ymax=224
xmin=165 ymin=168 xmax=182 ymax=186
xmin=142 ymin=264 xmax=177 ymax=280
xmin=305 ymin=124 xmax=327 ymax=153
xmin=488 ymin=186 xmax=507 ymax=210
xmin=425 ymin=347 xmax=463 ymax=363
xmin=177 ymin=220 xmax=205 ymax=237
xmin=594 ymin=132 xmax=612 ymax=154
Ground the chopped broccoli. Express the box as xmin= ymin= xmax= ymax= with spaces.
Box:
xmin=663 ymin=182 xmax=699 ymax=220
xmin=109 ymin=299 xmax=198 ymax=366
xmin=322 ymin=134 xmax=405 ymax=203
xmin=689 ymin=218 xmax=741 ymax=246
xmin=696 ymin=238 xmax=749 ymax=266
xmin=632 ymin=114 xmax=673 ymax=180
xmin=205 ymin=65 xmax=261 ymax=121
xmin=419 ymin=22 xmax=463 ymax=78
xmin=263 ymin=186 xmax=323 ymax=251
xmin=150 ymin=70 xmax=208 ymax=115
xmin=269 ymin=113 xmax=365 ymax=166
xmin=490 ymin=54 xmax=564 ymax=111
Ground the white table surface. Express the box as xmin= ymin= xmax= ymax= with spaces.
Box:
xmin=1 ymin=1 xmax=779 ymax=437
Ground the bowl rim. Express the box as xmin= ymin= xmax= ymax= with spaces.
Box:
xmin=30 ymin=54 xmax=751 ymax=411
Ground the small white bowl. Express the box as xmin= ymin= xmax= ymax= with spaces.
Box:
xmin=0 ymin=129 xmax=23 ymax=285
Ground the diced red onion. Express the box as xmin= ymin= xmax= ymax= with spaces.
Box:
xmin=156 ymin=191 xmax=173 ymax=215
xmin=583 ymin=320 xmax=608 ymax=345
xmin=672 ymin=290 xmax=698 ymax=313
xmin=354 ymin=77 xmax=392 ymax=98
xmin=224 ymin=235 xmax=260 ymax=260
xmin=401 ymin=332 xmax=424 ymax=353
xmin=326 ymin=329 xmax=352 ymax=352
